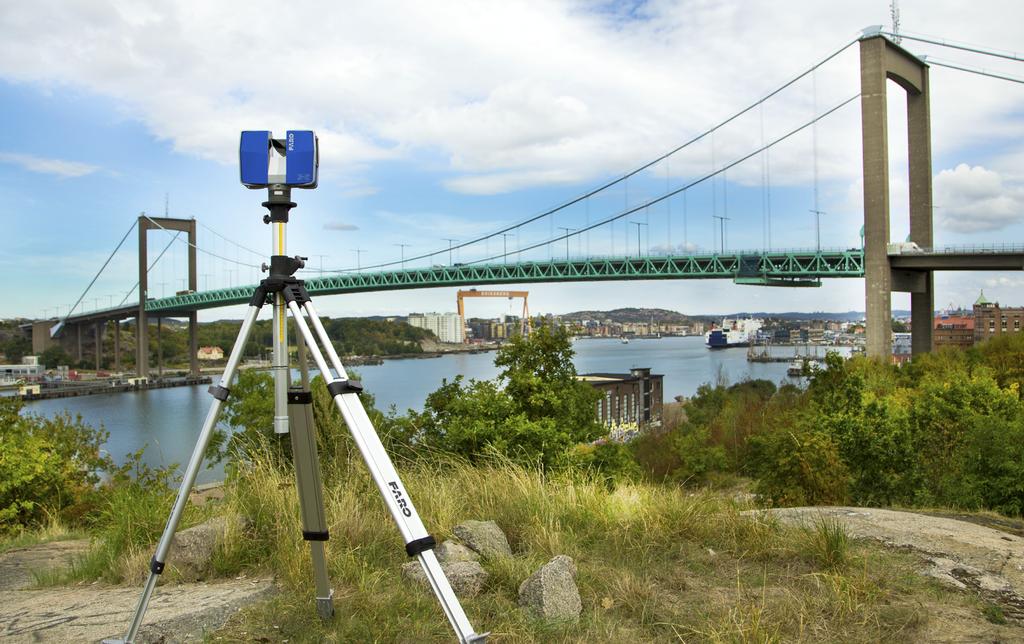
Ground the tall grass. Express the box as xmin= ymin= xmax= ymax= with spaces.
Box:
xmin=210 ymin=445 xmax=934 ymax=642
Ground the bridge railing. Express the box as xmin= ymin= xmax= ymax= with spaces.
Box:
xmin=926 ymin=244 xmax=1024 ymax=254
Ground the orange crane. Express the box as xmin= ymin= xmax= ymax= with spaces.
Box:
xmin=456 ymin=289 xmax=530 ymax=343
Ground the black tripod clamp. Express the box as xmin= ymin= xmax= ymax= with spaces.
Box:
xmin=262 ymin=185 xmax=297 ymax=223
xmin=250 ymin=185 xmax=311 ymax=306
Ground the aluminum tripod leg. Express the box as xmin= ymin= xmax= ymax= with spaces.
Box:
xmin=104 ymin=304 xmax=263 ymax=644
xmin=286 ymin=298 xmax=487 ymax=644
xmin=290 ymin=329 xmax=334 ymax=618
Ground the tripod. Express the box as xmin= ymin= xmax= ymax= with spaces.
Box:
xmin=106 ymin=187 xmax=487 ymax=644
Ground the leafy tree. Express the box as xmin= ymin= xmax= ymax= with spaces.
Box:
xmin=1 ymin=335 xmax=31 ymax=363
xmin=40 ymin=345 xmax=73 ymax=369
xmin=414 ymin=322 xmax=603 ymax=469
xmin=0 ymin=398 xmax=115 ymax=531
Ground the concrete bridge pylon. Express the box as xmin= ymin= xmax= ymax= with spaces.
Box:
xmin=137 ymin=216 xmax=198 ymax=378
xmin=859 ymin=32 xmax=934 ymax=358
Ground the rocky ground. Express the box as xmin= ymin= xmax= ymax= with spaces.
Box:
xmin=758 ymin=506 xmax=1024 ymax=642
xmin=0 ymin=537 xmax=273 ymax=643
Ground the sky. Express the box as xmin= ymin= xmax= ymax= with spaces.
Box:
xmin=2 ymin=0 xmax=1023 ymax=323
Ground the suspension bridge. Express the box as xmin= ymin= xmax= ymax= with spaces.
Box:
xmin=35 ymin=28 xmax=1024 ymax=377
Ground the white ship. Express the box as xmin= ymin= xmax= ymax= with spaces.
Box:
xmin=704 ymin=318 xmax=764 ymax=349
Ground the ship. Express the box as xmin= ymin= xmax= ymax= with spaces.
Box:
xmin=704 ymin=318 xmax=764 ymax=349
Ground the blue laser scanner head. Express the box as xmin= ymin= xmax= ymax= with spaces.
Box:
xmin=240 ymin=130 xmax=319 ymax=189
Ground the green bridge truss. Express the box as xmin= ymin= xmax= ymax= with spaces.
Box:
xmin=146 ymin=248 xmax=865 ymax=314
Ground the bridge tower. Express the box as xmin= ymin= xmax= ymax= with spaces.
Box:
xmin=137 ymin=216 xmax=198 ymax=378
xmin=859 ymin=31 xmax=934 ymax=358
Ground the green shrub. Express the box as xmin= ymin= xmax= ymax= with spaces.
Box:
xmin=570 ymin=440 xmax=640 ymax=485
xmin=750 ymin=426 xmax=849 ymax=506
xmin=0 ymin=398 xmax=115 ymax=533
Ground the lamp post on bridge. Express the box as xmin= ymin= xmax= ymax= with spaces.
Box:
xmin=442 ymin=238 xmax=457 ymax=266
xmin=712 ymin=215 xmax=730 ymax=254
xmin=557 ymin=227 xmax=576 ymax=260
xmin=630 ymin=222 xmax=648 ymax=258
xmin=501 ymin=233 xmax=514 ymax=265
xmin=810 ymin=209 xmax=826 ymax=251
xmin=393 ymin=243 xmax=410 ymax=269
xmin=350 ymin=248 xmax=365 ymax=271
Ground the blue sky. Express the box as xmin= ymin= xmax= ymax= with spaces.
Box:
xmin=2 ymin=1 xmax=1023 ymax=322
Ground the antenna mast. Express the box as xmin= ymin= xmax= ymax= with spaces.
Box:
xmin=890 ymin=0 xmax=902 ymax=44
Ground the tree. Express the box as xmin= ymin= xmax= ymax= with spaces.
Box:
xmin=494 ymin=322 xmax=600 ymax=433
xmin=414 ymin=322 xmax=603 ymax=468
xmin=40 ymin=345 xmax=72 ymax=369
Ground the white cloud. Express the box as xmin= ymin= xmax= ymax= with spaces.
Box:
xmin=323 ymin=221 xmax=360 ymax=231
xmin=934 ymin=163 xmax=1024 ymax=233
xmin=0 ymin=0 xmax=1021 ymax=199
xmin=0 ymin=152 xmax=100 ymax=177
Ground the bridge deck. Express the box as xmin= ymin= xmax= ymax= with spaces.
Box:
xmin=58 ymin=247 xmax=1024 ymax=322
xmin=145 ymin=249 xmax=865 ymax=314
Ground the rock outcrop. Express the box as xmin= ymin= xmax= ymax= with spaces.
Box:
xmin=518 ymin=555 xmax=582 ymax=620
xmin=452 ymin=520 xmax=512 ymax=559
xmin=401 ymin=560 xmax=489 ymax=598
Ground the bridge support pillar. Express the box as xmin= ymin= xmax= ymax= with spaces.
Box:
xmin=76 ymin=324 xmax=83 ymax=364
xmin=859 ymin=34 xmax=933 ymax=359
xmin=157 ymin=317 xmax=163 ymax=379
xmin=136 ymin=215 xmax=197 ymax=378
xmin=189 ymin=312 xmax=198 ymax=377
xmin=95 ymin=322 xmax=102 ymax=371
xmin=114 ymin=320 xmax=121 ymax=372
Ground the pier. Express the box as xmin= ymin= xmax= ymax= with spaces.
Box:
xmin=18 ymin=376 xmax=211 ymax=401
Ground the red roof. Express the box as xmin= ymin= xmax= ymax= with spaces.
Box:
xmin=934 ymin=315 xmax=974 ymax=330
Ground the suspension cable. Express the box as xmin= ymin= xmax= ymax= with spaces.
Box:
xmin=63 ymin=220 xmax=137 ymax=321
xmin=117 ymin=231 xmax=181 ymax=306
xmin=142 ymin=214 xmax=261 ymax=268
xmin=198 ymin=220 xmax=265 ymax=259
xmin=313 ymin=37 xmax=861 ymax=274
xmin=923 ymin=57 xmax=1024 ymax=85
xmin=467 ymin=94 xmax=860 ymax=265
xmin=880 ymin=30 xmax=1024 ymax=63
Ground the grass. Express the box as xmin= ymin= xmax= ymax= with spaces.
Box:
xmin=202 ymin=448 xmax=947 ymax=643
xmin=0 ymin=510 xmax=84 ymax=555
xmin=30 ymin=478 xmax=215 ymax=586
xmin=20 ymin=445 xmax=1003 ymax=641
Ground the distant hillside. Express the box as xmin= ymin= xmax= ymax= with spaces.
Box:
xmin=721 ymin=310 xmax=911 ymax=322
xmin=559 ymin=308 xmax=914 ymax=323
xmin=560 ymin=308 xmax=694 ymax=323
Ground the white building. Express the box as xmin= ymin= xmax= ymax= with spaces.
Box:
xmin=0 ymin=356 xmax=44 ymax=382
xmin=408 ymin=312 xmax=463 ymax=344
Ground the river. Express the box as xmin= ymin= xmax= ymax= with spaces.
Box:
xmin=21 ymin=336 xmax=829 ymax=483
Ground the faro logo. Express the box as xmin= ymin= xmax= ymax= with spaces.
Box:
xmin=287 ymin=132 xmax=295 ymax=151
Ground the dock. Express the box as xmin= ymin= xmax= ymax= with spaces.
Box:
xmin=746 ymin=344 xmax=830 ymax=363
xmin=19 ymin=376 xmax=211 ymax=401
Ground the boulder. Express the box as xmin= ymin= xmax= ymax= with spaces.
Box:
xmin=401 ymin=560 xmax=488 ymax=598
xmin=435 ymin=540 xmax=480 ymax=563
xmin=169 ymin=515 xmax=244 ymax=581
xmin=452 ymin=520 xmax=512 ymax=559
xmin=518 ymin=555 xmax=582 ymax=620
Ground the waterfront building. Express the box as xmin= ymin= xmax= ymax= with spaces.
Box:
xmin=0 ymin=356 xmax=44 ymax=381
xmin=973 ymin=290 xmax=1023 ymax=343
xmin=578 ymin=367 xmax=664 ymax=438
xmin=934 ymin=312 xmax=974 ymax=349
xmin=408 ymin=312 xmax=463 ymax=344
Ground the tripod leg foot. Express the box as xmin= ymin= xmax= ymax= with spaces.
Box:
xmin=316 ymin=590 xmax=335 ymax=619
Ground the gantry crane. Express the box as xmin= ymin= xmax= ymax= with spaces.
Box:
xmin=456 ymin=289 xmax=530 ymax=343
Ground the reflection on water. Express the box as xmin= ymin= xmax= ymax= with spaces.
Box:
xmin=23 ymin=336 xmax=831 ymax=482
